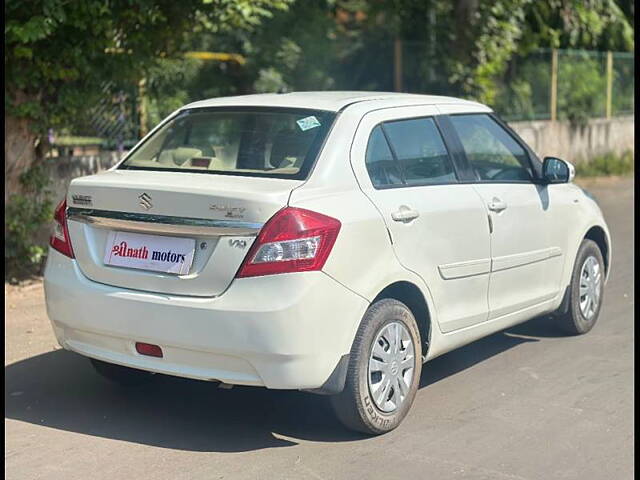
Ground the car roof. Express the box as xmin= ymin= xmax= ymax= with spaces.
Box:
xmin=183 ymin=91 xmax=485 ymax=113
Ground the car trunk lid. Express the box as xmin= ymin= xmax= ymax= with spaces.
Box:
xmin=66 ymin=169 xmax=300 ymax=296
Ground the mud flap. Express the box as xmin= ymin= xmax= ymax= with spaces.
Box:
xmin=303 ymin=354 xmax=350 ymax=395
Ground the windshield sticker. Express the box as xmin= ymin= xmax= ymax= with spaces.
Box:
xmin=296 ymin=116 xmax=321 ymax=131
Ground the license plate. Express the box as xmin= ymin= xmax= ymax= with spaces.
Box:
xmin=104 ymin=231 xmax=195 ymax=275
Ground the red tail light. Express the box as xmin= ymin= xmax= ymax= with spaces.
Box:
xmin=49 ymin=199 xmax=75 ymax=258
xmin=236 ymin=207 xmax=341 ymax=278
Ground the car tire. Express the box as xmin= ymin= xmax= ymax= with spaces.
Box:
xmin=90 ymin=358 xmax=155 ymax=387
xmin=557 ymin=239 xmax=606 ymax=335
xmin=330 ymin=298 xmax=422 ymax=435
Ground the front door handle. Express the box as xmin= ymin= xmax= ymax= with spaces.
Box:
xmin=391 ymin=206 xmax=420 ymax=223
xmin=487 ymin=197 xmax=507 ymax=213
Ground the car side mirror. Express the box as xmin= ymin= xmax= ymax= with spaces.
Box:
xmin=542 ymin=157 xmax=575 ymax=184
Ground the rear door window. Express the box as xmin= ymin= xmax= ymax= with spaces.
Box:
xmin=365 ymin=126 xmax=403 ymax=187
xmin=383 ymin=118 xmax=456 ymax=186
xmin=364 ymin=116 xmax=457 ymax=188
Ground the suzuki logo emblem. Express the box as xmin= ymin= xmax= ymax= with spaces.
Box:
xmin=138 ymin=193 xmax=153 ymax=210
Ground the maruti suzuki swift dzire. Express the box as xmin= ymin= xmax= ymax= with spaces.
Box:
xmin=44 ymin=92 xmax=611 ymax=434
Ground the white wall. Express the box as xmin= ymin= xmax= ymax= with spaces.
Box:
xmin=509 ymin=116 xmax=635 ymax=163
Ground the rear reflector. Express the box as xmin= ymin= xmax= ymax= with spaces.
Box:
xmin=135 ymin=342 xmax=163 ymax=358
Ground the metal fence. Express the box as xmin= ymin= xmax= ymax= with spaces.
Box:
xmin=493 ymin=49 xmax=635 ymax=122
xmin=400 ymin=42 xmax=635 ymax=123
xmin=62 ymin=81 xmax=140 ymax=150
xmin=295 ymin=42 xmax=634 ymax=123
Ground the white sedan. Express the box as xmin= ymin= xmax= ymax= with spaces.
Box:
xmin=44 ymin=91 xmax=611 ymax=434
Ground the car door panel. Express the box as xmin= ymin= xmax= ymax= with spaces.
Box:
xmin=473 ymin=183 xmax=565 ymax=319
xmin=443 ymin=111 xmax=566 ymax=319
xmin=349 ymin=106 xmax=491 ymax=333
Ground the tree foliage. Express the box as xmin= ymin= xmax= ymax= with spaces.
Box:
xmin=162 ymin=0 xmax=633 ymax=108
xmin=6 ymin=0 xmax=633 ymax=136
xmin=5 ymin=0 xmax=291 ymax=133
xmin=5 ymin=162 xmax=53 ymax=280
xmin=447 ymin=0 xmax=634 ymax=104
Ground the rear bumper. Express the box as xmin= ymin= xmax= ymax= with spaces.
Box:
xmin=44 ymin=248 xmax=368 ymax=389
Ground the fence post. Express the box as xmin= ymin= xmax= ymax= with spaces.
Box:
xmin=550 ymin=48 xmax=558 ymax=122
xmin=138 ymin=78 xmax=148 ymax=138
xmin=394 ymin=37 xmax=403 ymax=92
xmin=606 ymin=51 xmax=613 ymax=119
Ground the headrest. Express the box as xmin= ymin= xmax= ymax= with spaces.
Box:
xmin=269 ymin=129 xmax=314 ymax=169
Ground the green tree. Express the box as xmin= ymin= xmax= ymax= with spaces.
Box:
xmin=452 ymin=0 xmax=634 ymax=104
xmin=137 ymin=0 xmax=634 ymax=126
xmin=324 ymin=0 xmax=634 ymax=104
xmin=4 ymin=0 xmax=291 ymax=200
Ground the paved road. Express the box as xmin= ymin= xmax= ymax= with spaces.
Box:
xmin=5 ymin=178 xmax=634 ymax=480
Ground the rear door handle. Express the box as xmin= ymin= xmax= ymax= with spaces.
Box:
xmin=487 ymin=197 xmax=507 ymax=213
xmin=391 ymin=206 xmax=420 ymax=223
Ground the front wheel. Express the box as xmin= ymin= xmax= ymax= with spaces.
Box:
xmin=557 ymin=239 xmax=606 ymax=335
xmin=330 ymin=299 xmax=422 ymax=435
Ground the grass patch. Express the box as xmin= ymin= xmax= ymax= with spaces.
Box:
xmin=575 ymin=150 xmax=634 ymax=177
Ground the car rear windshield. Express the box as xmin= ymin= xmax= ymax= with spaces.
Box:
xmin=119 ymin=107 xmax=336 ymax=180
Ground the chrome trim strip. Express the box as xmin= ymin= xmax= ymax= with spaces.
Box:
xmin=438 ymin=247 xmax=563 ymax=280
xmin=438 ymin=258 xmax=491 ymax=280
xmin=67 ymin=207 xmax=263 ymax=237
xmin=491 ymin=247 xmax=562 ymax=272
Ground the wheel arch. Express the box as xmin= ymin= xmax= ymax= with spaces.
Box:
xmin=584 ymin=225 xmax=610 ymax=275
xmin=372 ymin=281 xmax=432 ymax=359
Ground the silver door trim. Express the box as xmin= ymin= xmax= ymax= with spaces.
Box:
xmin=438 ymin=258 xmax=492 ymax=279
xmin=491 ymin=246 xmax=562 ymax=272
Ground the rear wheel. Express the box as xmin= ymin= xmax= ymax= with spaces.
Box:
xmin=90 ymin=358 xmax=155 ymax=387
xmin=330 ymin=298 xmax=422 ymax=435
xmin=557 ymin=239 xmax=605 ymax=335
